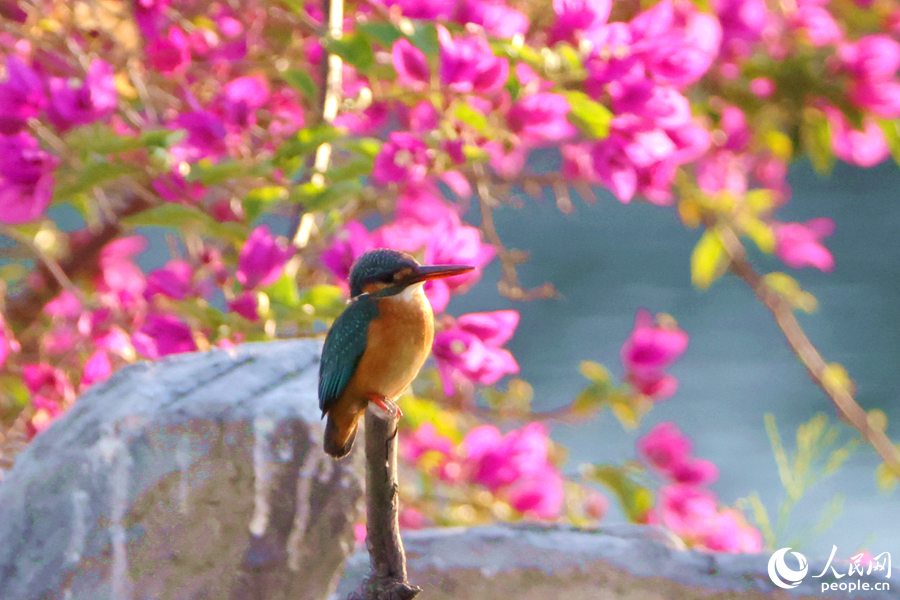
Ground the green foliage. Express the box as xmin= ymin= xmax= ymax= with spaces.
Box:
xmin=564 ymin=91 xmax=612 ymax=140
xmin=583 ymin=462 xmax=654 ymax=523
xmin=764 ymin=272 xmax=818 ymax=313
xmin=690 ymin=228 xmax=729 ymax=290
xmin=742 ymin=414 xmax=858 ymax=549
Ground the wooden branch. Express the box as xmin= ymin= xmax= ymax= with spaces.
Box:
xmin=718 ymin=225 xmax=900 ymax=477
xmin=350 ymin=410 xmax=420 ymax=600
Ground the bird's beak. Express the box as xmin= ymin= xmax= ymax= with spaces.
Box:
xmin=408 ymin=264 xmax=475 ymax=284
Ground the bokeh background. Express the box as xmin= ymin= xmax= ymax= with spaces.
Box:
xmin=445 ymin=158 xmax=900 ymax=558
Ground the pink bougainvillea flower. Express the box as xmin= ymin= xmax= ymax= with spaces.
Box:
xmin=392 ymin=39 xmax=430 ymax=91
xmin=790 ymin=5 xmax=842 ymax=47
xmin=402 ymin=422 xmax=455 ymax=464
xmin=506 ymin=466 xmax=565 ymax=518
xmin=145 ymin=259 xmax=194 ymax=300
xmin=0 ymin=56 xmax=46 ymax=135
xmin=658 ymin=483 xmax=719 ymax=542
xmin=700 ymin=508 xmax=764 ymax=553
xmin=825 ymin=107 xmax=889 ymax=168
xmin=169 ymin=110 xmax=228 ymax=163
xmin=459 ymin=422 xmax=564 ymax=517
xmin=453 ymin=0 xmax=530 ymax=39
xmin=25 ymin=395 xmax=64 ymax=440
xmin=80 ymin=349 xmax=113 ymax=391
xmin=437 ymin=25 xmax=509 ymax=95
xmin=147 ymin=26 xmax=191 ymax=75
xmin=507 ymin=93 xmax=577 ymax=144
xmin=638 ymin=422 xmax=692 ymax=471
xmin=132 ymin=314 xmax=197 ymax=359
xmin=669 ymin=457 xmax=720 ymax=486
xmin=227 ymin=292 xmax=260 ymax=321
xmin=320 ymin=220 xmax=379 ymax=285
xmin=432 ymin=310 xmax=519 ymax=395
xmin=621 ymin=309 xmax=689 ymax=400
xmin=550 ymin=0 xmax=612 ymax=45
xmin=46 ymin=59 xmax=117 ymax=132
xmin=236 ymin=225 xmax=294 ymax=290
xmin=97 ymin=236 xmax=148 ymax=307
xmin=151 ymin=172 xmax=206 ymax=205
xmin=23 ymin=362 xmax=75 ymax=402
xmin=773 ymin=218 xmax=836 ymax=272
xmin=372 ymin=132 xmax=431 ymax=185
xmin=220 ymin=75 xmax=270 ymax=129
xmin=838 ymin=34 xmax=900 ymax=81
xmin=0 ymin=132 xmax=59 ymax=224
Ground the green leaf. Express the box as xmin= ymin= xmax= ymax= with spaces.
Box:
xmin=53 ymin=161 xmax=138 ymax=201
xmin=66 ymin=125 xmax=182 ymax=155
xmin=585 ymin=464 xmax=654 ymax=523
xmin=185 ymin=160 xmax=259 ymax=186
xmin=875 ymin=460 xmax=900 ymax=492
xmin=264 ymin=271 xmax=300 ymax=308
xmin=275 ymin=126 xmax=342 ymax=163
xmin=690 ymin=229 xmax=729 ymax=289
xmin=358 ymin=21 xmax=404 ymax=47
xmin=879 ymin=119 xmax=900 ymax=169
xmin=327 ymin=33 xmax=375 ymax=71
xmin=281 ymin=69 xmax=318 ymax=102
xmin=454 ymin=103 xmax=488 ymax=133
xmin=299 ymin=284 xmax=347 ymax=319
xmin=341 ymin=137 xmax=382 ymax=159
xmin=801 ymin=108 xmax=834 ymax=176
xmin=289 ymin=179 xmax=362 ymax=212
xmin=764 ymin=272 xmax=818 ymax=312
xmin=564 ymin=91 xmax=612 ymax=139
xmin=123 ymin=203 xmax=245 ymax=243
xmin=409 ymin=23 xmax=439 ymax=56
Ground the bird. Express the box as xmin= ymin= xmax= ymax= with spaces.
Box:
xmin=318 ymin=249 xmax=474 ymax=458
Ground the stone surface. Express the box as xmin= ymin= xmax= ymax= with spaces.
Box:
xmin=0 ymin=339 xmax=363 ymax=600
xmin=335 ymin=525 xmax=898 ymax=600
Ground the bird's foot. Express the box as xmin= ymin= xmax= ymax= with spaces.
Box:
xmin=366 ymin=393 xmax=402 ymax=421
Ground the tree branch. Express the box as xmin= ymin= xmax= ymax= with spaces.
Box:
xmin=350 ymin=410 xmax=420 ymax=600
xmin=718 ymin=225 xmax=900 ymax=477
xmin=3 ymin=193 xmax=153 ymax=340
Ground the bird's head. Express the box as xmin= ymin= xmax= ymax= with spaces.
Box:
xmin=348 ymin=249 xmax=474 ymax=299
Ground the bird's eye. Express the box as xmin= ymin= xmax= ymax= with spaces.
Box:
xmin=378 ymin=273 xmax=394 ymax=284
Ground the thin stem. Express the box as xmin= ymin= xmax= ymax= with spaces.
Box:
xmin=718 ymin=225 xmax=900 ymax=477
xmin=0 ymin=225 xmax=86 ymax=305
xmin=351 ymin=410 xmax=420 ymax=600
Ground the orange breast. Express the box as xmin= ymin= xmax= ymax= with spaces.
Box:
xmin=346 ymin=285 xmax=434 ymax=403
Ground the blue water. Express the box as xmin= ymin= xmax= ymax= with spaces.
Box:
xmin=449 ymin=159 xmax=900 ymax=558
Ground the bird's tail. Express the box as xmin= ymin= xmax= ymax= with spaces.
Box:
xmin=324 ymin=413 xmax=358 ymax=459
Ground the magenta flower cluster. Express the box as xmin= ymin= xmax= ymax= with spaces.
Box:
xmin=402 ymin=421 xmax=565 ymax=520
xmin=639 ymin=423 xmax=762 ymax=553
xmin=620 ymin=310 xmax=689 ymax=400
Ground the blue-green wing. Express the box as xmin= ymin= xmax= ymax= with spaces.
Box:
xmin=318 ymin=296 xmax=378 ymax=416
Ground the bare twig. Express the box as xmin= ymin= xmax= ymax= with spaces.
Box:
xmin=290 ymin=0 xmax=345 ymax=246
xmin=351 ymin=410 xmax=420 ymax=600
xmin=474 ymin=166 xmax=557 ymax=301
xmin=718 ymin=225 xmax=900 ymax=477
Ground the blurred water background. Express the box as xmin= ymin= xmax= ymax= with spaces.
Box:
xmin=449 ymin=159 xmax=900 ymax=559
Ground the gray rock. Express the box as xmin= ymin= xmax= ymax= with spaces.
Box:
xmin=336 ymin=524 xmax=898 ymax=600
xmin=0 ymin=339 xmax=363 ymax=600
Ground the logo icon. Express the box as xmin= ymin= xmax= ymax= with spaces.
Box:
xmin=768 ymin=547 xmax=809 ymax=589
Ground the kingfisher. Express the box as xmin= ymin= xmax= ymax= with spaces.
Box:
xmin=318 ymin=249 xmax=474 ymax=458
